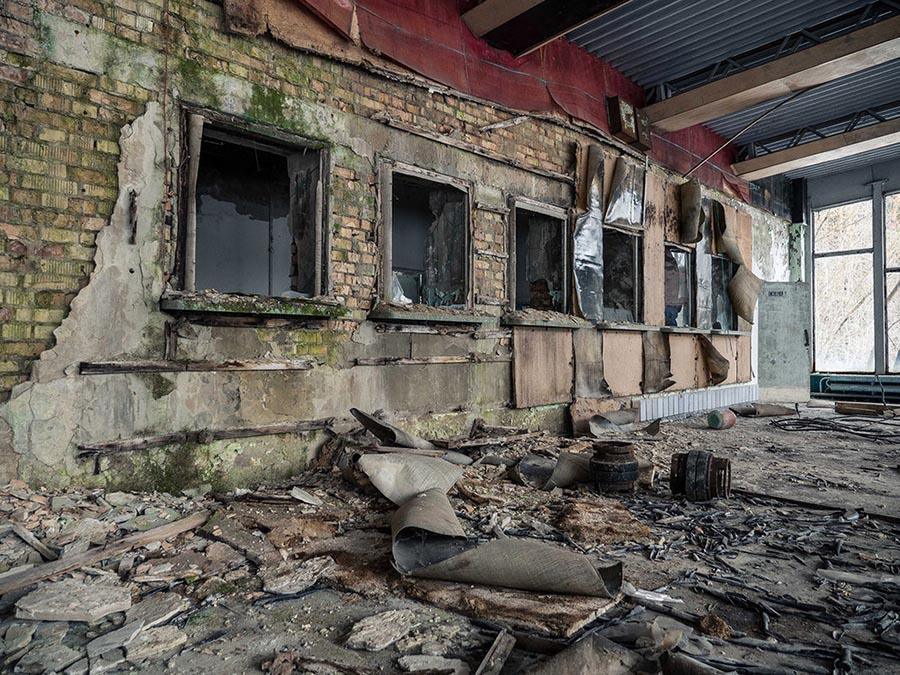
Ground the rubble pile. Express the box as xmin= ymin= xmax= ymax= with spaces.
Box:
xmin=1 ymin=407 xmax=898 ymax=673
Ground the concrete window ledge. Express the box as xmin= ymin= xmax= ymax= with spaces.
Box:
xmin=368 ymin=303 xmax=495 ymax=325
xmin=599 ymin=322 xmax=751 ymax=337
xmin=160 ymin=291 xmax=351 ymax=320
xmin=501 ymin=310 xmax=591 ymax=329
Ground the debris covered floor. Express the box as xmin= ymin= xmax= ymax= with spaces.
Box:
xmin=1 ymin=407 xmax=899 ymax=674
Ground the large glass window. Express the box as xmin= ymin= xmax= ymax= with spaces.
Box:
xmin=886 ymin=193 xmax=900 ymax=372
xmin=813 ymin=200 xmax=874 ymax=372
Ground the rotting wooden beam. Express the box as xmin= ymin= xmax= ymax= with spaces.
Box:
xmin=78 ymin=359 xmax=316 ymax=374
xmin=732 ymin=117 xmax=900 ymax=180
xmin=76 ymin=419 xmax=335 ymax=458
xmin=643 ymin=15 xmax=900 ymax=132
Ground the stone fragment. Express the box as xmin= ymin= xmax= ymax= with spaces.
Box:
xmin=90 ymin=647 xmax=126 ymax=673
xmin=57 ymin=518 xmax=110 ymax=546
xmin=345 ymin=609 xmax=422 ymax=651
xmin=104 ymin=492 xmax=138 ymax=507
xmin=290 ymin=487 xmax=323 ymax=506
xmin=261 ymin=556 xmax=335 ymax=595
xmin=16 ymin=579 xmax=132 ymax=623
xmin=125 ymin=592 xmax=190 ymax=628
xmin=2 ymin=622 xmax=36 ymax=653
xmin=63 ymin=657 xmax=89 ymax=675
xmin=86 ymin=620 xmax=144 ymax=659
xmin=34 ymin=620 xmax=69 ymax=643
xmin=122 ymin=507 xmax=180 ymax=532
xmin=15 ymin=643 xmax=83 ymax=673
xmin=125 ymin=626 xmax=187 ymax=662
xmin=202 ymin=511 xmax=279 ymax=564
xmin=132 ymin=551 xmax=207 ymax=582
xmin=51 ymin=495 xmax=77 ymax=511
xmin=204 ymin=541 xmax=245 ymax=569
xmin=397 ymin=655 xmax=470 ymax=674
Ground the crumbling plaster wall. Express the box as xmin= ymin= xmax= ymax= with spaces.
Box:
xmin=0 ymin=0 xmax=789 ymax=488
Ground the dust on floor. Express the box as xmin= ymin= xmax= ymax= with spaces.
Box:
xmin=1 ymin=404 xmax=898 ymax=673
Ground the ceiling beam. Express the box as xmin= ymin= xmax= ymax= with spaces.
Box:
xmin=643 ymin=15 xmax=900 ymax=132
xmin=732 ymin=117 xmax=900 ymax=180
xmin=462 ymin=0 xmax=544 ymax=37
xmin=465 ymin=0 xmax=632 ymax=57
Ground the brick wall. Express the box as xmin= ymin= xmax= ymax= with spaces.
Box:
xmin=0 ymin=0 xmax=753 ymax=402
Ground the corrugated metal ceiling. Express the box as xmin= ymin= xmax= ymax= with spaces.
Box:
xmin=785 ymin=142 xmax=900 ymax=179
xmin=568 ymin=0 xmax=875 ymax=88
xmin=568 ymin=0 xmax=900 ymax=179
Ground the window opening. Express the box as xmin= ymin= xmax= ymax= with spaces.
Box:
xmin=513 ymin=207 xmax=565 ymax=311
xmin=602 ymin=228 xmax=642 ymax=322
xmin=664 ymin=245 xmax=694 ymax=327
xmin=182 ymin=117 xmax=325 ymax=298
xmin=390 ymin=172 xmax=467 ymax=308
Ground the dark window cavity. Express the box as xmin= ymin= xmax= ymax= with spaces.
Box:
xmin=602 ymin=228 xmax=642 ymax=323
xmin=187 ymin=122 xmax=324 ymax=298
xmin=664 ymin=245 xmax=694 ymax=327
xmin=711 ymin=254 xmax=737 ymax=331
xmin=390 ymin=173 xmax=467 ymax=308
xmin=513 ymin=207 xmax=565 ymax=311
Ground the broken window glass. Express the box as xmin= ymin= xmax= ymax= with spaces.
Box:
xmin=887 ymin=194 xmax=900 ymax=372
xmin=664 ymin=246 xmax=693 ymax=327
xmin=604 ymin=158 xmax=644 ymax=229
xmin=391 ymin=173 xmax=467 ymax=308
xmin=710 ymin=255 xmax=737 ymax=331
xmin=602 ymin=228 xmax=642 ymax=322
xmin=191 ymin=126 xmax=321 ymax=297
xmin=514 ymin=208 xmax=564 ymax=311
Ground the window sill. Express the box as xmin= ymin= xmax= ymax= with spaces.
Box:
xmin=160 ymin=291 xmax=351 ymax=320
xmin=598 ymin=322 xmax=751 ymax=337
xmin=502 ymin=309 xmax=590 ymax=329
xmin=368 ymin=303 xmax=494 ymax=325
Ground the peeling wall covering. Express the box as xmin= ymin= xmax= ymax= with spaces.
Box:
xmin=0 ymin=0 xmax=788 ymax=488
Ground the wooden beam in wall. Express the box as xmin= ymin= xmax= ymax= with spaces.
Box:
xmin=466 ymin=0 xmax=633 ymax=57
xmin=643 ymin=15 xmax=900 ymax=132
xmin=732 ymin=117 xmax=900 ymax=181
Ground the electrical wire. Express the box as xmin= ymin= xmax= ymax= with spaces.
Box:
xmin=769 ymin=414 xmax=900 ymax=444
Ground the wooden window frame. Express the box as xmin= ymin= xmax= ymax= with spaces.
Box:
xmin=507 ymin=196 xmax=570 ymax=313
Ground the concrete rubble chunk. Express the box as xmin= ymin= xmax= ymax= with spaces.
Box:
xmin=63 ymin=657 xmax=89 ymax=675
xmin=125 ymin=625 xmax=188 ymax=662
xmin=86 ymin=620 xmax=144 ymax=659
xmin=261 ymin=555 xmax=335 ymax=595
xmin=89 ymin=647 xmax=125 ymax=673
xmin=34 ymin=620 xmax=69 ymax=643
xmin=122 ymin=507 xmax=180 ymax=532
xmin=16 ymin=579 xmax=132 ymax=623
xmin=104 ymin=492 xmax=138 ymax=507
xmin=2 ymin=622 xmax=36 ymax=653
xmin=15 ymin=642 xmax=83 ymax=673
xmin=345 ymin=609 xmax=422 ymax=651
xmin=397 ymin=654 xmax=470 ymax=674
xmin=125 ymin=592 xmax=190 ymax=629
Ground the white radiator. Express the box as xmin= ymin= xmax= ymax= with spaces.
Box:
xmin=639 ymin=383 xmax=759 ymax=421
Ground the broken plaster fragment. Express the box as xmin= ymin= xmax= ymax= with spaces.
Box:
xmin=261 ymin=555 xmax=336 ymax=595
xmin=125 ymin=625 xmax=188 ymax=662
xmin=290 ymin=486 xmax=323 ymax=506
xmin=16 ymin=578 xmax=132 ymax=623
xmin=86 ymin=620 xmax=144 ymax=659
xmin=14 ymin=642 xmax=83 ymax=674
xmin=345 ymin=609 xmax=422 ymax=651
xmin=397 ymin=654 xmax=470 ymax=674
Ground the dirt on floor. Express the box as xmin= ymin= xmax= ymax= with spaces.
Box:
xmin=1 ymin=404 xmax=898 ymax=673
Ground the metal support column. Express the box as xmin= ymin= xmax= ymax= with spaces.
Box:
xmin=872 ymin=180 xmax=887 ymax=374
